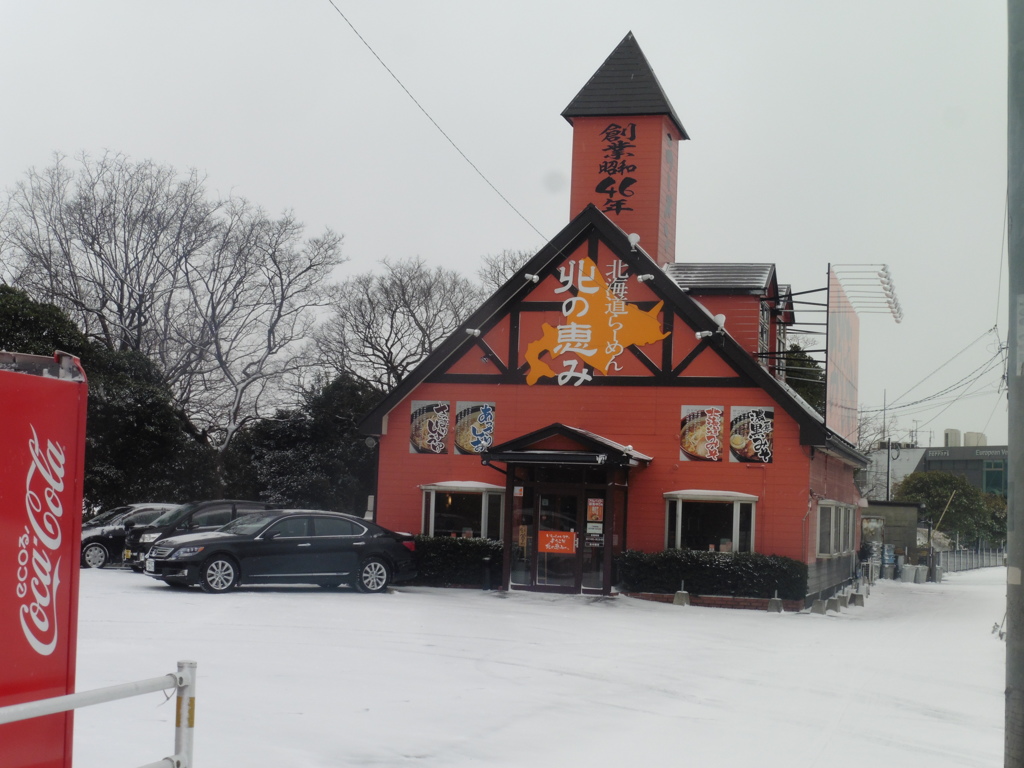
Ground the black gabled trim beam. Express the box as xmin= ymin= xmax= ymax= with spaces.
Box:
xmin=358 ymin=203 xmax=867 ymax=468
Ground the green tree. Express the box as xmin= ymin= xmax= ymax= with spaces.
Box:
xmin=0 ymin=286 xmax=217 ymax=509
xmin=84 ymin=346 xmax=219 ymax=507
xmin=783 ymin=342 xmax=825 ymax=415
xmin=893 ymin=471 xmax=1007 ymax=545
xmin=0 ymin=284 xmax=91 ymax=356
xmin=224 ymin=373 xmax=381 ymax=514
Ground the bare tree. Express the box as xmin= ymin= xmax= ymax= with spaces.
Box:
xmin=1 ymin=152 xmax=344 ymax=454
xmin=3 ymin=152 xmax=217 ymax=356
xmin=318 ymin=257 xmax=483 ymax=391
xmin=182 ymin=201 xmax=342 ymax=451
xmin=477 ymin=249 xmax=533 ymax=292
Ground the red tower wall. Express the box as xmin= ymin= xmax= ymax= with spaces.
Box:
xmin=568 ymin=114 xmax=683 ymax=266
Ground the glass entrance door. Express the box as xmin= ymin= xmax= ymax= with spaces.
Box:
xmin=536 ymin=492 xmax=579 ymax=588
xmin=505 ymin=465 xmax=622 ymax=595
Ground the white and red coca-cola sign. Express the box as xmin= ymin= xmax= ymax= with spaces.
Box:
xmin=18 ymin=424 xmax=70 ymax=657
xmin=0 ymin=352 xmax=88 ymax=768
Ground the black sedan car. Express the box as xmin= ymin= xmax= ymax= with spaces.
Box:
xmin=81 ymin=503 xmax=178 ymax=568
xmin=143 ymin=510 xmax=417 ymax=593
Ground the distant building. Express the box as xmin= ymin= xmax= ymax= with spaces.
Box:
xmin=859 ymin=443 xmax=926 ymax=501
xmin=860 ymin=426 xmax=1006 ymax=500
xmin=914 ymin=445 xmax=1008 ymax=497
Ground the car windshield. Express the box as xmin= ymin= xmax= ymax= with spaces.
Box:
xmin=84 ymin=507 xmax=129 ymax=527
xmin=218 ymin=511 xmax=281 ymax=536
xmin=124 ymin=509 xmax=166 ymax=526
xmin=148 ymin=503 xmax=193 ymax=527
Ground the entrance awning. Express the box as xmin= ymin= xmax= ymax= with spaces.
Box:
xmin=663 ymin=489 xmax=759 ymax=502
xmin=481 ymin=423 xmax=653 ymax=468
xmin=419 ymin=480 xmax=505 ymax=492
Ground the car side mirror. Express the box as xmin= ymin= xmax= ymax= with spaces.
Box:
xmin=264 ymin=530 xmax=279 ymax=540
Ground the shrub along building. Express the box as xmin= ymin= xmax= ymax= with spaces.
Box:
xmin=359 ymin=33 xmax=867 ymax=601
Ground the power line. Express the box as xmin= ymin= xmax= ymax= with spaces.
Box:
xmin=859 ymin=349 xmax=1005 ymax=417
xmin=325 ymin=1 xmax=547 ymax=241
xmin=888 ymin=327 xmax=996 ymax=407
xmin=913 ymin=357 xmax=1003 ymax=431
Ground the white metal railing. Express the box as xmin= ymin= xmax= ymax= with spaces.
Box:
xmin=0 ymin=660 xmax=196 ymax=768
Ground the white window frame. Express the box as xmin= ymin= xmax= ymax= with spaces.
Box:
xmin=662 ymin=490 xmax=758 ymax=553
xmin=817 ymin=500 xmax=855 ymax=557
xmin=758 ymin=299 xmax=771 ymax=362
xmin=420 ymin=481 xmax=505 ymax=540
xmin=775 ymin=324 xmax=787 ymax=379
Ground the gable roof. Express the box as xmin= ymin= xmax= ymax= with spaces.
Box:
xmin=357 ymin=204 xmax=865 ymax=467
xmin=562 ymin=31 xmax=689 ymax=139
xmin=482 ymin=423 xmax=653 ymax=468
xmin=665 ymin=263 xmax=777 ymax=295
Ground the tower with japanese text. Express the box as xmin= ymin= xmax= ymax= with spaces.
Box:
xmin=563 ymin=32 xmax=688 ymax=268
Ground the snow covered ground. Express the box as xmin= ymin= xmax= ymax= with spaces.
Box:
xmin=71 ymin=567 xmax=1006 ymax=767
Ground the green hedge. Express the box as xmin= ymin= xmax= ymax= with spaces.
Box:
xmin=615 ymin=549 xmax=808 ymax=601
xmin=412 ymin=536 xmax=503 ymax=588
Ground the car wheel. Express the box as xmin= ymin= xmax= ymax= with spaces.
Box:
xmin=200 ymin=556 xmax=239 ymax=594
xmin=82 ymin=542 xmax=108 ymax=569
xmin=356 ymin=558 xmax=391 ymax=593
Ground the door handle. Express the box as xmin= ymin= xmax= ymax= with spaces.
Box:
xmin=353 ymin=541 xmax=366 ymax=546
xmin=297 ymin=543 xmax=311 ymax=547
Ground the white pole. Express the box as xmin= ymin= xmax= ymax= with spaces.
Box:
xmin=174 ymin=660 xmax=198 ymax=767
xmin=0 ymin=674 xmax=177 ymax=725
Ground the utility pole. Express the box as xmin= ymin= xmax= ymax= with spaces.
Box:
xmin=1007 ymin=2 xmax=1024 ymax=764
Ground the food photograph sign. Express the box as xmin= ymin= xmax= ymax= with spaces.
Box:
xmin=679 ymin=405 xmax=724 ymax=462
xmin=729 ymin=406 xmax=774 ymax=463
xmin=410 ymin=401 xmax=450 ymax=454
xmin=454 ymin=402 xmax=496 ymax=455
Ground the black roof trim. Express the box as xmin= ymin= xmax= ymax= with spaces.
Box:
xmin=482 ymin=423 xmax=652 ymax=468
xmin=821 ymin=432 xmax=870 ymax=469
xmin=562 ymin=32 xmax=688 ymax=139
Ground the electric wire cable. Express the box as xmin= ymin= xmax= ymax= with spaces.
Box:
xmin=326 ymin=1 xmax=547 ymax=241
xmin=887 ymin=327 xmax=996 ymax=407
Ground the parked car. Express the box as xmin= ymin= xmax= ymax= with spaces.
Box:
xmin=143 ymin=509 xmax=417 ymax=594
xmin=83 ymin=506 xmax=136 ymax=529
xmin=123 ymin=500 xmax=274 ymax=571
xmin=81 ymin=503 xmax=178 ymax=568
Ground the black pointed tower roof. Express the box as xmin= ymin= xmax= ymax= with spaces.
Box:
xmin=561 ymin=31 xmax=689 ymax=139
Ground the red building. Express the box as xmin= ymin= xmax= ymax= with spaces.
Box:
xmin=359 ymin=33 xmax=866 ymax=600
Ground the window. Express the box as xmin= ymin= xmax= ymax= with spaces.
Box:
xmin=313 ymin=517 xmax=363 ymax=537
xmin=664 ymin=496 xmax=755 ymax=553
xmin=984 ymin=460 xmax=1007 ymax=496
xmin=774 ymin=324 xmax=787 ymax=379
xmin=818 ymin=505 xmax=833 ymax=555
xmin=758 ymin=300 xmax=771 ymax=361
xmin=192 ymin=508 xmax=231 ymax=528
xmin=266 ymin=517 xmax=310 ymax=538
xmin=817 ymin=502 xmax=855 ymax=556
xmin=421 ymin=485 xmax=505 ymax=539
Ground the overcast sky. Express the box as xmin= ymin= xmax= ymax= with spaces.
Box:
xmin=1 ymin=2 xmax=1009 ymax=445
